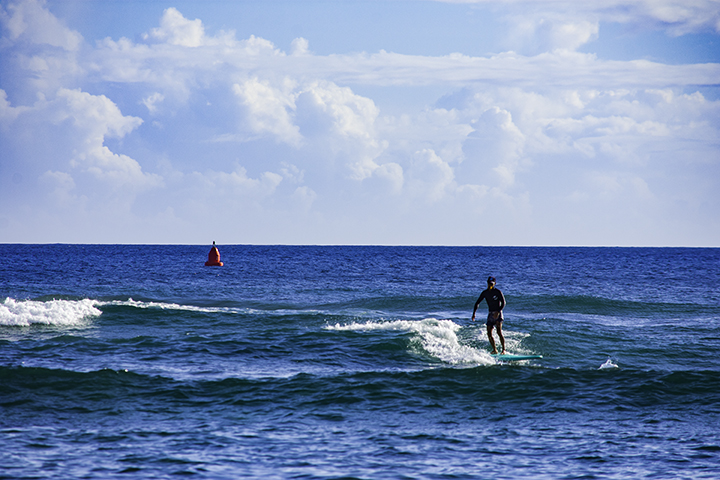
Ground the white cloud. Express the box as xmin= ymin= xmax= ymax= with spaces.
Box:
xmin=295 ymin=80 xmax=385 ymax=179
xmin=232 ymin=77 xmax=302 ymax=147
xmin=204 ymin=167 xmax=283 ymax=198
xmin=57 ymin=88 xmax=142 ymax=139
xmin=0 ymin=86 xmax=161 ymax=227
xmin=441 ymin=0 xmax=720 ymax=35
xmin=292 ymin=185 xmax=318 ymax=211
xmin=0 ymin=89 xmax=25 ymax=124
xmin=610 ymin=0 xmax=720 ymax=34
xmin=146 ymin=7 xmax=204 ymax=47
xmin=291 ymin=37 xmax=310 ymax=56
xmin=460 ymin=106 xmax=526 ymax=188
xmin=371 ymin=162 xmax=405 ymax=194
xmin=142 ymin=7 xmax=236 ymax=47
xmin=0 ymin=0 xmax=718 ymax=245
xmin=39 ymin=170 xmax=79 ymax=207
xmin=1 ymin=0 xmax=84 ymax=97
xmin=507 ymin=16 xmax=599 ymax=53
xmin=142 ymin=92 xmax=165 ymax=114
xmin=407 ymin=149 xmax=455 ymax=202
xmin=80 ymin=7 xmax=719 ymax=102
xmin=297 ymin=81 xmax=379 ymax=141
xmin=302 ymin=50 xmax=720 ymax=90
xmin=142 ymin=7 xmax=239 ymax=48
xmin=0 ymin=0 xmax=82 ymax=50
xmin=44 ymin=88 xmax=161 ymax=193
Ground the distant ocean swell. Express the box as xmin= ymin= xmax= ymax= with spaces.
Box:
xmin=5 ymin=294 xmax=715 ymax=325
xmin=3 ymin=365 xmax=720 ymax=419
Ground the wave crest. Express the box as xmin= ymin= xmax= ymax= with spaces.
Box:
xmin=99 ymin=298 xmax=258 ymax=315
xmin=327 ymin=318 xmax=494 ymax=366
xmin=0 ymin=298 xmax=102 ymax=327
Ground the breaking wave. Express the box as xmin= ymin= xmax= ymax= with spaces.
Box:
xmin=0 ymin=298 xmax=102 ymax=327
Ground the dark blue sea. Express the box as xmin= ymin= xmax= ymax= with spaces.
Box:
xmin=2 ymin=245 xmax=719 ymax=479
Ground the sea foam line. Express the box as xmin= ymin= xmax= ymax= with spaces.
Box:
xmin=101 ymin=299 xmax=224 ymax=313
xmin=0 ymin=298 xmax=102 ymax=327
xmin=327 ymin=318 xmax=494 ymax=366
xmin=101 ymin=299 xmax=334 ymax=316
xmin=99 ymin=299 xmax=254 ymax=315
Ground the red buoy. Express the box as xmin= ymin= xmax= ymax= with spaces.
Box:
xmin=205 ymin=241 xmax=224 ymax=266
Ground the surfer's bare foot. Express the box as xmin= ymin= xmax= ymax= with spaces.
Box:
xmin=491 ymin=350 xmax=498 ymax=354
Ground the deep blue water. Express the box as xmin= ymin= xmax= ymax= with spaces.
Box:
xmin=1 ymin=245 xmax=720 ymax=479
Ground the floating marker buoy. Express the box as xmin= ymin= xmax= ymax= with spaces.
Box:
xmin=204 ymin=241 xmax=224 ymax=266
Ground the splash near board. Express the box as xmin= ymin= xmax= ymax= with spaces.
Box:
xmin=492 ymin=353 xmax=543 ymax=361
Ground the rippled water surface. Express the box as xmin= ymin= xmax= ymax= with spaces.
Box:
xmin=2 ymin=245 xmax=719 ymax=479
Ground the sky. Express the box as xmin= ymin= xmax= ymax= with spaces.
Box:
xmin=1 ymin=0 xmax=719 ymax=246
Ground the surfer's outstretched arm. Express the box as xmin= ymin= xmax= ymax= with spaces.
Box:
xmin=471 ymin=294 xmax=484 ymax=321
xmin=471 ymin=291 xmax=485 ymax=322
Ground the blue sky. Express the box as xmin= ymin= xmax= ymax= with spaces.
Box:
xmin=1 ymin=0 xmax=719 ymax=245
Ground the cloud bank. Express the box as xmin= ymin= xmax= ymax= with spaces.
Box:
xmin=0 ymin=0 xmax=718 ymax=245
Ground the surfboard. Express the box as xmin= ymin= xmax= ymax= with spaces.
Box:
xmin=492 ymin=353 xmax=543 ymax=361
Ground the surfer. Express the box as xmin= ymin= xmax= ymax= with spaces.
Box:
xmin=471 ymin=276 xmax=506 ymax=354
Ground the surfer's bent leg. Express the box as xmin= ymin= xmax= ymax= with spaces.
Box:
xmin=496 ymin=320 xmax=505 ymax=354
xmin=486 ymin=313 xmax=498 ymax=354
xmin=486 ymin=323 xmax=497 ymax=354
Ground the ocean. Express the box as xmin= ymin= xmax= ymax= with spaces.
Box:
xmin=1 ymin=245 xmax=719 ymax=479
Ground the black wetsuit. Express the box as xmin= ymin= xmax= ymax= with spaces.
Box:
xmin=475 ymin=288 xmax=505 ymax=314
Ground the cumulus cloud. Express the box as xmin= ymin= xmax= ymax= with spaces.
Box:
xmin=0 ymin=0 xmax=82 ymax=49
xmin=233 ymin=77 xmax=302 ymax=146
xmin=0 ymin=0 xmax=84 ymax=98
xmin=38 ymin=88 xmax=163 ymax=195
xmin=406 ymin=149 xmax=455 ymax=202
xmin=295 ymin=80 xmax=385 ymax=179
xmin=291 ymin=37 xmax=310 ymax=56
xmin=142 ymin=7 xmax=237 ymax=47
xmin=461 ymin=106 xmax=526 ymax=188
xmin=145 ymin=7 xmax=204 ymax=47
xmin=1 ymin=87 xmax=160 ymax=196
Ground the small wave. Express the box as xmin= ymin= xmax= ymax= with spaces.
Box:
xmin=599 ymin=359 xmax=619 ymax=370
xmin=6 ymin=365 xmax=718 ymax=413
xmin=99 ymin=299 xmax=246 ymax=315
xmin=100 ymin=299 xmax=323 ymax=316
xmin=0 ymin=298 xmax=102 ymax=327
xmin=327 ymin=318 xmax=494 ymax=366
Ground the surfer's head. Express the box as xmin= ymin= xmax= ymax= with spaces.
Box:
xmin=487 ymin=276 xmax=496 ymax=287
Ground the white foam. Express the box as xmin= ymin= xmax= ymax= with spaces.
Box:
xmin=599 ymin=358 xmax=619 ymax=369
xmin=99 ymin=299 xmax=246 ymax=314
xmin=0 ymin=298 xmax=102 ymax=327
xmin=327 ymin=318 xmax=494 ymax=366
